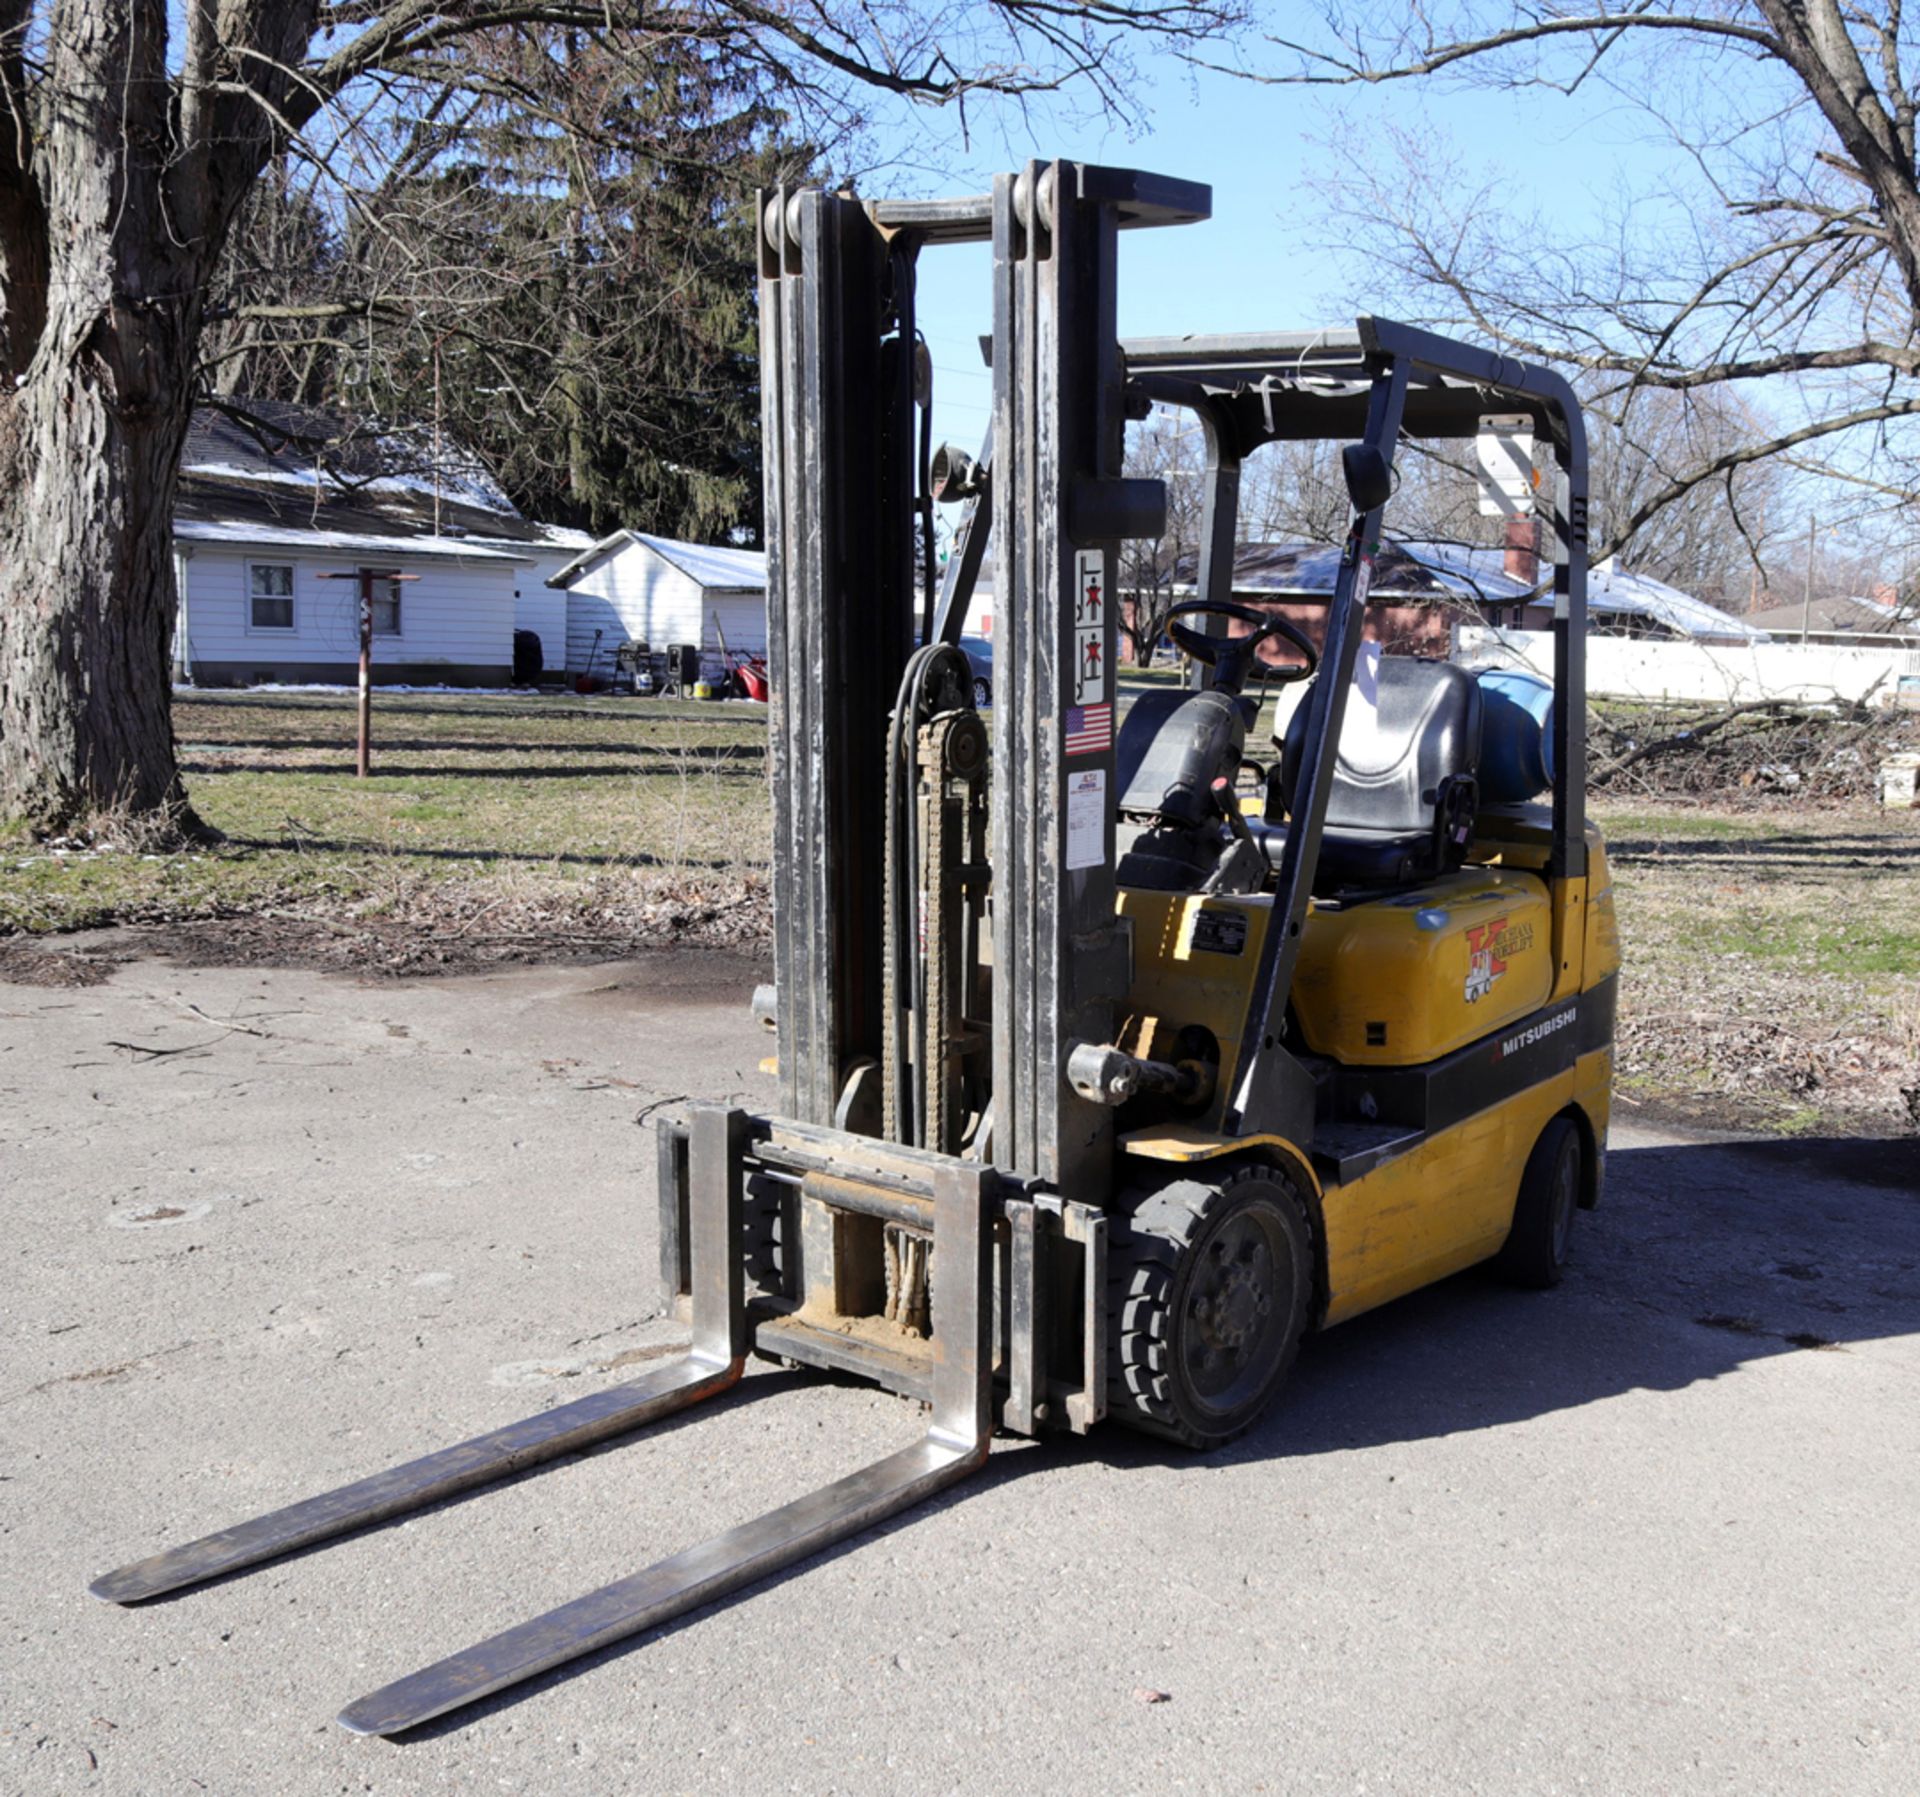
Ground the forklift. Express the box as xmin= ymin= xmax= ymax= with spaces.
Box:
xmin=90 ymin=163 xmax=1618 ymax=1734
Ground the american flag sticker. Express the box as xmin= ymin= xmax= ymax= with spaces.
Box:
xmin=1064 ymin=702 xmax=1113 ymax=756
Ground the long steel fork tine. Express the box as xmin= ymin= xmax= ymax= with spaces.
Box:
xmin=89 ymin=1107 xmax=753 ymax=1606
xmin=336 ymin=1162 xmax=996 ymax=1737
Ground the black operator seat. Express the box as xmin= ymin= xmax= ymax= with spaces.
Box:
xmin=1270 ymin=655 xmax=1483 ymax=892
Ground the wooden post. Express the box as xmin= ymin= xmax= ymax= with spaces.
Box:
xmin=357 ymin=568 xmax=374 ymax=778
xmin=316 ymin=567 xmax=418 ymax=779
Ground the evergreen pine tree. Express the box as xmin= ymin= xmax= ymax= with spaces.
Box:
xmin=339 ymin=29 xmax=821 ymax=541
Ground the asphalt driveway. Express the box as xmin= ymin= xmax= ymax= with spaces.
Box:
xmin=3 ymin=950 xmax=1915 ymax=1795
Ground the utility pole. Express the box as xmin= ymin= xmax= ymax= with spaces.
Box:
xmin=1801 ymin=510 xmax=1816 ymax=644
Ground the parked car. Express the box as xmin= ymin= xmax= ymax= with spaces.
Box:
xmin=957 ymin=633 xmax=993 ymax=707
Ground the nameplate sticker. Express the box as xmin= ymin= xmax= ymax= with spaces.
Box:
xmin=1189 ymin=906 xmax=1249 ymax=957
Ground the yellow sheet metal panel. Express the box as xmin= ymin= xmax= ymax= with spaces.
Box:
xmin=1291 ymin=868 xmax=1554 ymax=1065
xmin=1574 ymin=1044 xmax=1613 ymax=1148
xmin=1119 ymin=1124 xmax=1320 ymax=1192
xmin=1548 ymin=878 xmax=1586 ymax=1001
xmin=1320 ymin=1073 xmax=1573 ymax=1325
xmin=1583 ymin=838 xmax=1621 ymax=985
xmin=1115 ymin=888 xmax=1272 ymax=1131
xmin=1471 ymin=816 xmax=1616 ymax=1001
xmin=1119 ymin=1123 xmax=1254 ymax=1162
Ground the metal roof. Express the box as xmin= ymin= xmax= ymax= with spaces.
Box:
xmin=1224 ymin=540 xmax=1538 ymax=602
xmin=182 ymin=401 xmax=517 ymax=515
xmin=1401 ymin=543 xmax=1771 ymax=642
xmin=1745 ymin=594 xmax=1918 ymax=637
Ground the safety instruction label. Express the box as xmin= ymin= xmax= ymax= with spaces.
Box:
xmin=1065 ymin=767 xmax=1107 ymax=871
xmin=1073 ymin=550 xmax=1108 ymax=705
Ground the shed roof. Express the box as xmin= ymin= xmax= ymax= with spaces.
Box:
xmin=546 ymin=530 xmax=766 ymax=591
xmin=174 ymin=516 xmax=532 ymax=562
xmin=173 ymin=468 xmax=590 ymax=561
xmin=174 ymin=400 xmax=599 ymax=567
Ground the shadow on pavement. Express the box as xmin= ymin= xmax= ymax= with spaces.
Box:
xmin=396 ymin=1130 xmax=1919 ymax=1736
xmin=1116 ymin=1131 xmax=1920 ymax=1471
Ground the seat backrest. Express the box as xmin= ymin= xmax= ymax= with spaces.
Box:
xmin=1116 ymin=687 xmax=1256 ymax=829
xmin=1280 ymin=656 xmax=1483 ymax=835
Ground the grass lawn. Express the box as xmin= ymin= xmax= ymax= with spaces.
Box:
xmin=1596 ymin=800 xmax=1920 ymax=1136
xmin=0 ymin=689 xmax=774 ymax=951
xmin=2 ymin=690 xmax=1914 ymax=1135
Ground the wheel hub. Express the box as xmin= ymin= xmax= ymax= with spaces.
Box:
xmin=1186 ymin=1219 xmax=1277 ymax=1390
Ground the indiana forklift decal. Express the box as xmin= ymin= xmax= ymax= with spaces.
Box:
xmin=1464 ymin=915 xmax=1534 ymax=1003
xmin=1464 ymin=915 xmax=1506 ymax=1002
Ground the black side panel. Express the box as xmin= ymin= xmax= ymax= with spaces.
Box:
xmin=1338 ymin=975 xmax=1619 ymax=1134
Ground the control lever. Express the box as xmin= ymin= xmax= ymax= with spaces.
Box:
xmin=1203 ymin=775 xmax=1265 ymax=896
xmin=1211 ymin=775 xmax=1251 ymax=840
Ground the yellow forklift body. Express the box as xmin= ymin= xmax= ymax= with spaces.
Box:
xmin=1118 ymin=824 xmax=1620 ymax=1329
xmin=85 ymin=176 xmax=1623 ymax=1736
xmin=1114 ymin=885 xmax=1274 ymax=1135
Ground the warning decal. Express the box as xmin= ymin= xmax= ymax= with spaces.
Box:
xmin=1074 ymin=552 xmax=1106 ymax=627
xmin=1072 ymin=550 xmax=1109 ymax=706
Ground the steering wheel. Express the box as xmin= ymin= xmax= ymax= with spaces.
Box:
xmin=1166 ymin=599 xmax=1318 ymax=694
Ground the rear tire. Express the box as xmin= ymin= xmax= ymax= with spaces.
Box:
xmin=1497 ymin=1115 xmax=1582 ymax=1289
xmin=972 ymin=675 xmax=992 ymax=709
xmin=1108 ymin=1163 xmax=1313 ymax=1449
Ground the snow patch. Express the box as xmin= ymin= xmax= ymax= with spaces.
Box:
xmin=175 ymin=519 xmax=531 ymax=560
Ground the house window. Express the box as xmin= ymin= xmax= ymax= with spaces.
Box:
xmin=364 ymin=570 xmax=402 ymax=637
xmin=249 ymin=563 xmax=294 ymax=630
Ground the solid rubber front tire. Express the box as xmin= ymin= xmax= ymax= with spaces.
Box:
xmin=1108 ymin=1163 xmax=1313 ymax=1449
xmin=1497 ymin=1115 xmax=1582 ymax=1289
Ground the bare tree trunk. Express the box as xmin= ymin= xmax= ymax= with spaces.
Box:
xmin=0 ymin=371 xmax=197 ymax=832
xmin=0 ymin=0 xmax=206 ymax=835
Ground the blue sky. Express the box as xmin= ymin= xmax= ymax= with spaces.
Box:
xmin=850 ymin=51 xmax=1668 ymax=461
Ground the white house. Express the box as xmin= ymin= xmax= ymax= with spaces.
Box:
xmin=171 ymin=403 xmax=593 ymax=686
xmin=545 ymin=530 xmax=767 ymax=677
